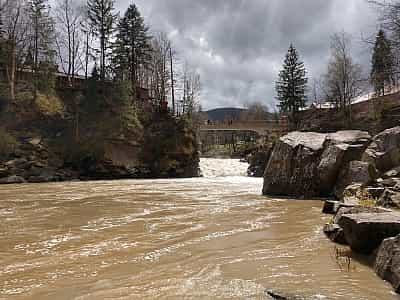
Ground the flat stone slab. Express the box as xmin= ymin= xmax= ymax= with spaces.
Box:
xmin=338 ymin=212 xmax=400 ymax=253
xmin=333 ymin=206 xmax=390 ymax=224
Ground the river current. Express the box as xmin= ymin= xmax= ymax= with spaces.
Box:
xmin=0 ymin=158 xmax=398 ymax=299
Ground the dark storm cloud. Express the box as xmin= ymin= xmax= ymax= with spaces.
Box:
xmin=115 ymin=0 xmax=379 ymax=110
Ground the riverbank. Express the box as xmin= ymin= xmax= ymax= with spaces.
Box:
xmin=0 ymin=94 xmax=200 ymax=184
xmin=261 ymin=126 xmax=400 ymax=294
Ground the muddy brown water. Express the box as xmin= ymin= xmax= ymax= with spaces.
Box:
xmin=0 ymin=159 xmax=399 ymax=299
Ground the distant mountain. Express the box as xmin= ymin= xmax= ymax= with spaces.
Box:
xmin=205 ymin=108 xmax=247 ymax=122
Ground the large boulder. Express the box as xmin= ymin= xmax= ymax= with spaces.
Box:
xmin=334 ymin=161 xmax=377 ymax=198
xmin=337 ymin=212 xmax=400 ymax=254
xmin=363 ymin=126 xmax=400 ymax=174
xmin=378 ymin=189 xmax=400 ymax=209
xmin=263 ymin=130 xmax=371 ymax=198
xmin=317 ymin=131 xmax=371 ymax=194
xmin=374 ymin=235 xmax=400 ymax=293
xmin=262 ymin=132 xmax=327 ymax=197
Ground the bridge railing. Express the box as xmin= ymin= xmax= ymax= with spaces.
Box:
xmin=200 ymin=120 xmax=288 ymax=131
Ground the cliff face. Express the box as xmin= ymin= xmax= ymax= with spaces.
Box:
xmin=140 ymin=114 xmax=200 ymax=178
xmin=0 ymin=92 xmax=200 ymax=183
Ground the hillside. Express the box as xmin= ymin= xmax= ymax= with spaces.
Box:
xmin=205 ymin=108 xmax=246 ymax=122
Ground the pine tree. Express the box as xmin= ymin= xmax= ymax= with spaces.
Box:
xmin=87 ymin=0 xmax=118 ymax=81
xmin=275 ymin=44 xmax=308 ymax=126
xmin=113 ymin=4 xmax=151 ymax=86
xmin=371 ymin=29 xmax=394 ymax=96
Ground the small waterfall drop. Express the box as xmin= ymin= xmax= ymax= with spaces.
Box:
xmin=199 ymin=158 xmax=249 ymax=178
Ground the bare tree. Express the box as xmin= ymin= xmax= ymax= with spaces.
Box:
xmin=80 ymin=16 xmax=94 ymax=80
xmin=1 ymin=0 xmax=29 ymax=101
xmin=27 ymin=0 xmax=56 ymax=99
xmin=150 ymin=32 xmax=170 ymax=104
xmin=54 ymin=0 xmax=83 ymax=85
xmin=323 ymin=32 xmax=363 ymax=119
xmin=181 ymin=62 xmax=200 ymax=116
xmin=169 ymin=44 xmax=175 ymax=115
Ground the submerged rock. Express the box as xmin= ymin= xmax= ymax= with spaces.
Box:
xmin=265 ymin=289 xmax=309 ymax=300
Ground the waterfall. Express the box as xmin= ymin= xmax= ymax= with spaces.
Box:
xmin=199 ymin=158 xmax=249 ymax=178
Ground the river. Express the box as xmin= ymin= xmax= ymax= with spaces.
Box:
xmin=0 ymin=158 xmax=398 ymax=299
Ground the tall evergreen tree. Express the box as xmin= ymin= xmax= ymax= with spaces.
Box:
xmin=371 ymin=29 xmax=394 ymax=96
xmin=87 ymin=0 xmax=117 ymax=81
xmin=113 ymin=4 xmax=151 ymax=86
xmin=275 ymin=44 xmax=308 ymax=126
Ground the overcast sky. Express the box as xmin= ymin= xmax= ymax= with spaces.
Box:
xmin=115 ymin=1 xmax=379 ymax=110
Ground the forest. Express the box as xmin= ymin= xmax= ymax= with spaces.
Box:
xmin=0 ymin=0 xmax=201 ymax=121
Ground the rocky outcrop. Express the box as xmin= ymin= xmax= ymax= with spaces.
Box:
xmin=323 ymin=223 xmax=347 ymax=244
xmin=0 ymin=115 xmax=200 ymax=184
xmin=246 ymin=145 xmax=273 ymax=177
xmin=140 ymin=115 xmax=200 ymax=178
xmin=0 ymin=136 xmax=73 ymax=184
xmin=337 ymin=212 xmax=400 ymax=254
xmin=323 ymin=206 xmax=392 ymax=246
xmin=262 ymin=132 xmax=328 ymax=197
xmin=375 ymin=235 xmax=400 ymax=293
xmin=0 ymin=175 xmax=26 ymax=184
xmin=262 ymin=130 xmax=371 ymax=198
xmin=362 ymin=126 xmax=400 ymax=174
xmin=334 ymin=161 xmax=377 ymax=198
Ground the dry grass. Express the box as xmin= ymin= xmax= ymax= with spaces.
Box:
xmin=35 ymin=93 xmax=65 ymax=116
xmin=356 ymin=189 xmax=377 ymax=208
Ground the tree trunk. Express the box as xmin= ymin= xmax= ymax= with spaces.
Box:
xmin=8 ymin=42 xmax=16 ymax=102
xmin=85 ymin=32 xmax=89 ymax=80
xmin=170 ymin=47 xmax=175 ymax=115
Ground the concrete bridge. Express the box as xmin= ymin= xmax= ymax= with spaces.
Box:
xmin=199 ymin=120 xmax=288 ymax=136
xmin=199 ymin=120 xmax=288 ymax=154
